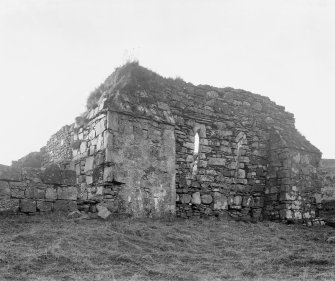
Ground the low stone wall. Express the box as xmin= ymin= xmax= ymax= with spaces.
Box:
xmin=0 ymin=165 xmax=78 ymax=214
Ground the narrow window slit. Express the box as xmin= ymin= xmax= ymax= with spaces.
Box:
xmin=192 ymin=132 xmax=200 ymax=175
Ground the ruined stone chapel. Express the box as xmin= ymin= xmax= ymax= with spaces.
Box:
xmin=0 ymin=62 xmax=326 ymax=223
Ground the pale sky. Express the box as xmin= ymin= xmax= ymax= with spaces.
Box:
xmin=0 ymin=0 xmax=334 ymax=165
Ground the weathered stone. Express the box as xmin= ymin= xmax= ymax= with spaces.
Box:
xmin=54 ymin=200 xmax=77 ymax=212
xmin=0 ymin=181 xmax=10 ymax=197
xmin=208 ymin=158 xmax=226 ymax=166
xmin=96 ymin=204 xmax=111 ymax=219
xmin=11 ymin=188 xmax=25 ymax=198
xmin=84 ymin=156 xmax=94 ymax=172
xmin=57 ymin=186 xmax=78 ymax=200
xmin=41 ymin=164 xmax=62 ymax=184
xmin=21 ymin=199 xmax=36 ymax=212
xmin=233 ymin=196 xmax=242 ymax=206
xmin=213 ymin=192 xmax=228 ymax=210
xmin=80 ymin=141 xmax=87 ymax=153
xmin=67 ymin=210 xmax=82 ymax=219
xmin=219 ymin=130 xmax=233 ymax=137
xmin=25 ymin=186 xmax=45 ymax=199
xmin=95 ymin=118 xmax=106 ymax=135
xmin=242 ymin=196 xmax=253 ymax=207
xmin=62 ymin=170 xmax=76 ymax=185
xmin=191 ymin=192 xmax=201 ymax=204
xmin=180 ymin=194 xmax=191 ymax=204
xmin=201 ymin=194 xmax=213 ymax=204
xmin=237 ymin=169 xmax=245 ymax=179
xmin=96 ymin=186 xmax=104 ymax=195
xmin=36 ymin=200 xmax=52 ymax=212
xmin=45 ymin=187 xmax=57 ymax=201
xmin=103 ymin=166 xmax=114 ymax=182
xmin=197 ymin=175 xmax=214 ymax=182
xmin=0 ymin=198 xmax=19 ymax=212
xmin=86 ymin=176 xmax=93 ymax=185
xmin=103 ymin=199 xmax=119 ymax=213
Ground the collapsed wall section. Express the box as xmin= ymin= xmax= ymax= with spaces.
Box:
xmin=43 ymin=125 xmax=73 ymax=167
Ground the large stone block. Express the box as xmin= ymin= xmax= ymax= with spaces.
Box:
xmin=0 ymin=198 xmax=19 ymax=212
xmin=233 ymin=196 xmax=242 ymax=206
xmin=41 ymin=164 xmax=62 ymax=184
xmin=213 ymin=192 xmax=228 ymax=210
xmin=57 ymin=186 xmax=78 ymax=200
xmin=0 ymin=181 xmax=10 ymax=197
xmin=96 ymin=203 xmax=111 ymax=219
xmin=85 ymin=156 xmax=95 ymax=172
xmin=237 ymin=169 xmax=245 ymax=179
xmin=103 ymin=166 xmax=113 ymax=182
xmin=45 ymin=187 xmax=57 ymax=201
xmin=107 ymin=111 xmax=119 ymax=131
xmin=25 ymin=186 xmax=45 ymax=199
xmin=103 ymin=199 xmax=119 ymax=213
xmin=95 ymin=118 xmax=106 ymax=135
xmin=208 ymin=158 xmax=226 ymax=166
xmin=62 ymin=170 xmax=76 ymax=185
xmin=11 ymin=188 xmax=25 ymax=198
xmin=180 ymin=194 xmax=191 ymax=204
xmin=53 ymin=200 xmax=77 ymax=212
xmin=192 ymin=192 xmax=201 ymax=204
xmin=80 ymin=141 xmax=87 ymax=154
xmin=37 ymin=200 xmax=52 ymax=212
xmin=21 ymin=199 xmax=36 ymax=213
xmin=201 ymin=194 xmax=213 ymax=204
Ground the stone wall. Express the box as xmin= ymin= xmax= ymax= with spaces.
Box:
xmin=33 ymin=94 xmax=175 ymax=217
xmin=44 ymin=125 xmax=73 ymax=166
xmin=168 ymin=88 xmax=320 ymax=222
xmin=0 ymin=164 xmax=78 ymax=214
xmin=265 ymin=134 xmax=321 ymax=222
xmin=319 ymin=159 xmax=335 ymax=221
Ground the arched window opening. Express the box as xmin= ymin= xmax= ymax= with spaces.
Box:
xmin=192 ymin=132 xmax=200 ymax=175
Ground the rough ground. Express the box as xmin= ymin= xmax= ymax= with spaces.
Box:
xmin=1 ymin=215 xmax=335 ymax=281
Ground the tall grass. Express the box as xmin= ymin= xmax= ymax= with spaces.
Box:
xmin=1 ymin=214 xmax=335 ymax=280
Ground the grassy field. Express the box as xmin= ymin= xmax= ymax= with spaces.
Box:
xmin=1 ymin=214 xmax=335 ymax=281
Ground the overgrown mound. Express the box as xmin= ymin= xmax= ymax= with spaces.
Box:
xmin=86 ymin=61 xmax=185 ymax=110
xmin=12 ymin=151 xmax=44 ymax=168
